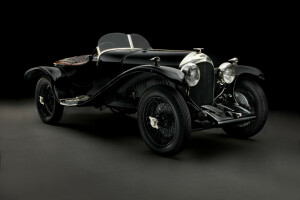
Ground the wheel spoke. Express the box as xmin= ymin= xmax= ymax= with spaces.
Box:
xmin=39 ymin=83 xmax=55 ymax=117
xmin=144 ymin=97 xmax=176 ymax=146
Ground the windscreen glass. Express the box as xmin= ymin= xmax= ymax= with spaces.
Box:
xmin=98 ymin=33 xmax=152 ymax=52
xmin=98 ymin=33 xmax=130 ymax=52
xmin=131 ymin=34 xmax=152 ymax=49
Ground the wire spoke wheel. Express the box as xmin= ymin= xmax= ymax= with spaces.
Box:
xmin=35 ymin=77 xmax=64 ymax=124
xmin=223 ymin=79 xmax=268 ymax=138
xmin=138 ymin=85 xmax=191 ymax=156
xmin=144 ymin=97 xmax=176 ymax=146
xmin=39 ymin=84 xmax=55 ymax=117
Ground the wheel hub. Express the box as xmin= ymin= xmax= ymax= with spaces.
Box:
xmin=39 ymin=96 xmax=44 ymax=105
xmin=149 ymin=116 xmax=159 ymax=129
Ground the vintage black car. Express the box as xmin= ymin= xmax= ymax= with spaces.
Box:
xmin=25 ymin=33 xmax=268 ymax=156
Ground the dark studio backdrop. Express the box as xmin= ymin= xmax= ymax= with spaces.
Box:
xmin=1 ymin=3 xmax=300 ymax=200
xmin=1 ymin=3 xmax=298 ymax=111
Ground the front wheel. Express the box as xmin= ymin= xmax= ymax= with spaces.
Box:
xmin=223 ymin=79 xmax=268 ymax=138
xmin=138 ymin=85 xmax=191 ymax=156
xmin=35 ymin=77 xmax=64 ymax=124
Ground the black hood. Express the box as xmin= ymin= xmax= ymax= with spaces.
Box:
xmin=122 ymin=49 xmax=191 ymax=70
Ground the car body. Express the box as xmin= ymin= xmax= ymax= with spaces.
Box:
xmin=25 ymin=33 xmax=268 ymax=156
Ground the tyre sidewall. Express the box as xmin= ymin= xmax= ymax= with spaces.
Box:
xmin=224 ymin=79 xmax=268 ymax=138
xmin=138 ymin=85 xmax=190 ymax=156
xmin=35 ymin=77 xmax=63 ymax=124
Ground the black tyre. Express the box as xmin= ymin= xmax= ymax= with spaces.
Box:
xmin=138 ymin=85 xmax=191 ymax=156
xmin=223 ymin=79 xmax=268 ymax=138
xmin=35 ymin=77 xmax=64 ymax=124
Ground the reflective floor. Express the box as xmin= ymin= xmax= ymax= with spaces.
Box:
xmin=1 ymin=99 xmax=300 ymax=200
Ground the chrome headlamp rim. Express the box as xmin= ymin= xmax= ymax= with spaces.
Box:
xmin=181 ymin=63 xmax=200 ymax=87
xmin=218 ymin=62 xmax=236 ymax=84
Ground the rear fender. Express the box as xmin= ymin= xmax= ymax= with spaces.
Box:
xmin=24 ymin=66 xmax=63 ymax=82
xmin=24 ymin=66 xmax=68 ymax=100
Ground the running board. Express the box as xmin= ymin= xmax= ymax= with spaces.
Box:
xmin=59 ymin=95 xmax=90 ymax=106
xmin=201 ymin=105 xmax=256 ymax=126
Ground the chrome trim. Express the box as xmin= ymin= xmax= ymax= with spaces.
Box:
xmin=96 ymin=46 xmax=101 ymax=55
xmin=127 ymin=34 xmax=134 ymax=49
xmin=218 ymin=62 xmax=232 ymax=71
xmin=203 ymin=110 xmax=256 ymax=126
xmin=96 ymin=46 xmax=101 ymax=60
xmin=179 ymin=52 xmax=214 ymax=68
xmin=218 ymin=62 xmax=236 ymax=84
xmin=193 ymin=48 xmax=204 ymax=54
xmin=180 ymin=52 xmax=215 ymax=99
xmin=60 ymin=101 xmax=77 ymax=106
xmin=180 ymin=62 xmax=200 ymax=87
xmin=228 ymin=57 xmax=239 ymax=65
xmin=59 ymin=95 xmax=90 ymax=106
xmin=98 ymin=48 xmax=143 ymax=57
xmin=97 ymin=48 xmax=192 ymax=62
xmin=98 ymin=48 xmax=191 ymax=58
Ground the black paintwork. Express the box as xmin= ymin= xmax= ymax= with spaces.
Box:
xmin=122 ymin=49 xmax=190 ymax=70
xmin=25 ymin=49 xmax=190 ymax=103
xmin=24 ymin=44 xmax=264 ymax=114
xmin=235 ymin=65 xmax=264 ymax=79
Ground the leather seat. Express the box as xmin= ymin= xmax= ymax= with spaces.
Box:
xmin=54 ymin=55 xmax=92 ymax=66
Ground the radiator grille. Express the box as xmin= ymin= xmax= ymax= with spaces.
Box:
xmin=189 ymin=62 xmax=214 ymax=106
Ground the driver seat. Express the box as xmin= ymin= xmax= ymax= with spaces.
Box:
xmin=54 ymin=55 xmax=92 ymax=66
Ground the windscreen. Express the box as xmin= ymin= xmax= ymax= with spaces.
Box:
xmin=98 ymin=33 xmax=130 ymax=52
xmin=131 ymin=34 xmax=152 ymax=49
xmin=97 ymin=33 xmax=151 ymax=52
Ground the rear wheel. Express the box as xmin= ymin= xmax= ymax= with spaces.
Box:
xmin=138 ymin=85 xmax=191 ymax=156
xmin=223 ymin=79 xmax=268 ymax=138
xmin=35 ymin=77 xmax=64 ymax=124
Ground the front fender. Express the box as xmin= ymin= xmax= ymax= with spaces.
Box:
xmin=79 ymin=65 xmax=185 ymax=106
xmin=125 ymin=65 xmax=185 ymax=84
xmin=235 ymin=65 xmax=265 ymax=80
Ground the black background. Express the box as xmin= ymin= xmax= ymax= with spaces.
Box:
xmin=2 ymin=3 xmax=298 ymax=110
xmin=1 ymin=4 xmax=300 ymax=200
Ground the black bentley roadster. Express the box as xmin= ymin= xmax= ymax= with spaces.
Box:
xmin=25 ymin=33 xmax=268 ymax=156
